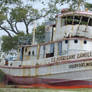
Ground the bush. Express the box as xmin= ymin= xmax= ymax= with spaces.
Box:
xmin=0 ymin=69 xmax=5 ymax=82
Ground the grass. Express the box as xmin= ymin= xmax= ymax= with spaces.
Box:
xmin=0 ymin=88 xmax=92 ymax=92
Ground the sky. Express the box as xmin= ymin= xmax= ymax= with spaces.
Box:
xmin=0 ymin=0 xmax=92 ymax=37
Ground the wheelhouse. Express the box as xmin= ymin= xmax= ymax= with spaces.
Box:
xmin=61 ymin=13 xmax=92 ymax=26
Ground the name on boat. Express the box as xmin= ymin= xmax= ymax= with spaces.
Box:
xmin=52 ymin=52 xmax=92 ymax=62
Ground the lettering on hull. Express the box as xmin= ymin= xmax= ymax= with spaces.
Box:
xmin=69 ymin=62 xmax=92 ymax=68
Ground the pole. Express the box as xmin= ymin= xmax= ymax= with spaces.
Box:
xmin=78 ymin=0 xmax=80 ymax=11
xmin=32 ymin=21 xmax=36 ymax=45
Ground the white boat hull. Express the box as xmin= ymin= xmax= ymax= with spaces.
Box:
xmin=0 ymin=58 xmax=92 ymax=86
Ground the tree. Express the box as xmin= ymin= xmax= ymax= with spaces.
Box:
xmin=40 ymin=0 xmax=92 ymax=24
xmin=1 ymin=32 xmax=26 ymax=52
xmin=1 ymin=0 xmax=92 ymax=38
xmin=0 ymin=0 xmax=22 ymax=37
xmin=0 ymin=70 xmax=5 ymax=83
xmin=85 ymin=2 xmax=92 ymax=11
xmin=35 ymin=24 xmax=45 ymax=43
xmin=0 ymin=0 xmax=42 ymax=37
xmin=10 ymin=6 xmax=41 ymax=34
xmin=64 ymin=0 xmax=86 ymax=10
xmin=2 ymin=31 xmax=33 ymax=52
xmin=39 ymin=0 xmax=61 ymax=22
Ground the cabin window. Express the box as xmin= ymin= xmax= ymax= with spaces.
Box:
xmin=73 ymin=16 xmax=81 ymax=25
xmin=46 ymin=44 xmax=54 ymax=58
xmin=18 ymin=49 xmax=20 ymax=52
xmin=61 ymin=15 xmax=91 ymax=26
xmin=61 ymin=15 xmax=80 ymax=26
xmin=80 ymin=16 xmax=88 ymax=25
xmin=46 ymin=53 xmax=54 ymax=58
xmin=67 ymin=16 xmax=73 ymax=25
xmin=50 ymin=44 xmax=54 ymax=53
xmin=32 ymin=51 xmax=34 ymax=56
xmin=20 ymin=47 xmax=24 ymax=61
xmin=88 ymin=18 xmax=92 ymax=26
xmin=74 ymin=39 xmax=78 ymax=43
xmin=58 ymin=42 xmax=62 ymax=55
xmin=43 ymin=45 xmax=45 ymax=58
xmin=84 ymin=40 xmax=87 ymax=44
xmin=65 ymin=40 xmax=68 ymax=44
xmin=28 ymin=51 xmax=31 ymax=56
xmin=25 ymin=48 xmax=27 ymax=52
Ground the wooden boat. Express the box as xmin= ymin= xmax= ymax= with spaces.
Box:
xmin=1 ymin=10 xmax=92 ymax=87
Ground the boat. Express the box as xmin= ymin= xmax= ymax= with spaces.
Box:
xmin=1 ymin=10 xmax=92 ymax=87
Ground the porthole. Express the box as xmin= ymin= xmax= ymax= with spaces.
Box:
xmin=84 ymin=40 xmax=87 ymax=44
xmin=74 ymin=39 xmax=78 ymax=43
xmin=65 ymin=40 xmax=68 ymax=44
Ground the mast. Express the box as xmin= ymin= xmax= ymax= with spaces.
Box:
xmin=78 ymin=0 xmax=80 ymax=11
xmin=32 ymin=21 xmax=36 ymax=45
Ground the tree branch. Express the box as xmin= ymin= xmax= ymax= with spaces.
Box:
xmin=7 ymin=19 xmax=19 ymax=34
xmin=23 ymin=19 xmax=29 ymax=34
xmin=0 ymin=25 xmax=12 ymax=38
xmin=15 ymin=22 xmax=19 ymax=33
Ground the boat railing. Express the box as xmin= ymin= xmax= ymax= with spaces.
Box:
xmin=22 ymin=50 xmax=92 ymax=66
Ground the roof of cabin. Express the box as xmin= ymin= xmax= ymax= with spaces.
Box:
xmin=57 ymin=11 xmax=92 ymax=17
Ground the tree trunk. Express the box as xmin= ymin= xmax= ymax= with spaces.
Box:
xmin=26 ymin=24 xmax=29 ymax=34
xmin=23 ymin=19 xmax=29 ymax=34
xmin=15 ymin=22 xmax=20 ymax=33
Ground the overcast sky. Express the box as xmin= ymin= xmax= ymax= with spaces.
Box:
xmin=0 ymin=0 xmax=92 ymax=37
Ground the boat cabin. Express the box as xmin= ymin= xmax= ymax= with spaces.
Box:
xmin=54 ymin=11 xmax=92 ymax=40
xmin=17 ymin=11 xmax=92 ymax=66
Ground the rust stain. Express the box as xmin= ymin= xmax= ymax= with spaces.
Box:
xmin=35 ymin=67 xmax=38 ymax=76
xmin=23 ymin=69 xmax=26 ymax=76
xmin=48 ymin=66 xmax=51 ymax=75
xmin=28 ymin=69 xmax=31 ymax=76
xmin=80 ymin=40 xmax=83 ymax=48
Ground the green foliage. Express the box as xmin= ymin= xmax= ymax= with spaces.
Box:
xmin=0 ymin=69 xmax=5 ymax=82
xmin=0 ymin=0 xmax=42 ymax=36
xmin=85 ymin=2 xmax=92 ymax=11
xmin=43 ymin=0 xmax=60 ymax=21
xmin=1 ymin=32 xmax=33 ymax=52
xmin=11 ymin=7 xmax=28 ymax=22
xmin=1 ymin=32 xmax=25 ymax=52
xmin=45 ymin=0 xmax=87 ymax=12
xmin=0 ymin=0 xmax=21 ymax=5
xmin=0 ymin=12 xmax=6 ymax=24
xmin=60 ymin=0 xmax=86 ymax=10
xmin=35 ymin=25 xmax=45 ymax=43
xmin=0 ymin=0 xmax=92 ymax=38
xmin=2 ymin=36 xmax=18 ymax=52
xmin=18 ymin=34 xmax=32 ymax=45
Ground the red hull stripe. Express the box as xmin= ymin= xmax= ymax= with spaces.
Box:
xmin=6 ymin=74 xmax=92 ymax=88
xmin=17 ymin=84 xmax=92 ymax=89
